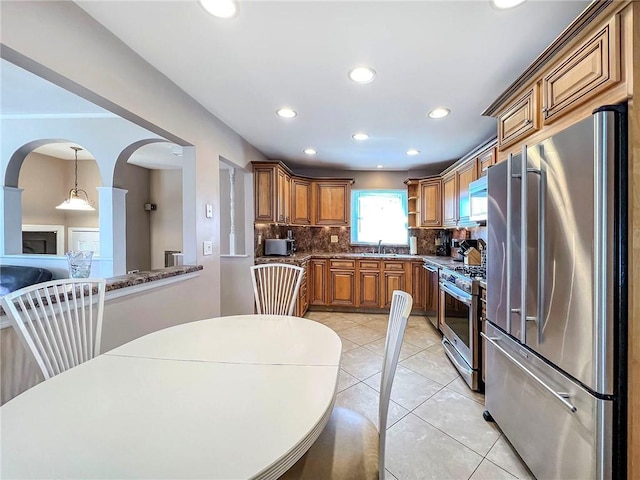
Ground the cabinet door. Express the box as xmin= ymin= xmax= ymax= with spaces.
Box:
xmin=419 ymin=179 xmax=442 ymax=227
xmin=309 ymin=259 xmax=328 ymax=305
xmin=542 ymin=17 xmax=620 ymax=124
xmin=254 ymin=166 xmax=276 ymax=222
xmin=457 ymin=160 xmax=477 ymax=225
xmin=291 ymin=178 xmax=311 ymax=225
xmin=410 ymin=262 xmax=425 ymax=310
xmin=296 ymin=275 xmax=308 ymax=317
xmin=329 ymin=269 xmax=356 ymax=306
xmin=424 ymin=266 xmax=439 ymax=318
xmin=315 ymin=181 xmax=351 ymax=226
xmin=382 ymin=263 xmax=406 ymax=309
xmin=478 ymin=148 xmax=496 ymax=178
xmin=442 ymin=173 xmax=458 ymax=227
xmin=498 ymin=87 xmax=539 ymax=149
xmin=277 ymin=168 xmax=291 ymax=224
xmin=358 ymin=269 xmax=381 ymax=308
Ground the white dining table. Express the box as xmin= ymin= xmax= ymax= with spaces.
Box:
xmin=0 ymin=314 xmax=342 ymax=479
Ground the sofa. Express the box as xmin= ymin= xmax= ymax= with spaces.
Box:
xmin=0 ymin=265 xmax=53 ymax=296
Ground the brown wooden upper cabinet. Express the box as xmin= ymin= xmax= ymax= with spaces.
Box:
xmin=276 ymin=168 xmax=291 ymax=224
xmin=478 ymin=147 xmax=496 ymax=177
xmin=253 ymin=164 xmax=277 ymax=222
xmin=314 ymin=180 xmax=352 ymax=226
xmin=457 ymin=159 xmax=478 ymax=226
xmin=442 ymin=172 xmax=458 ymax=227
xmin=542 ymin=17 xmax=620 ymax=124
xmin=291 ymin=178 xmax=311 ymax=225
xmin=419 ymin=178 xmax=442 ymax=227
xmin=253 ymin=162 xmax=353 ymax=226
xmin=498 ymin=86 xmax=540 ymax=149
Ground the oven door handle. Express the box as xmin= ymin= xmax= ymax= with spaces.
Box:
xmin=442 ymin=337 xmax=472 ymax=375
xmin=439 ymin=282 xmax=472 ymax=306
xmin=424 ymin=265 xmax=438 ymax=273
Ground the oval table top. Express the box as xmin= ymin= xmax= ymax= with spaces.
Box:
xmin=1 ymin=315 xmax=342 ymax=480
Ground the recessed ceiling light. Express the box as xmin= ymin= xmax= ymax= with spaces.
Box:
xmin=376 ymin=165 xmax=383 ymax=169
xmin=199 ymin=0 xmax=238 ymax=18
xmin=348 ymin=66 xmax=376 ymax=84
xmin=276 ymin=108 xmax=297 ymax=118
xmin=303 ymin=148 xmax=317 ymax=155
xmin=428 ymin=107 xmax=451 ymax=119
xmin=352 ymin=132 xmax=369 ymax=141
xmin=491 ymin=0 xmax=526 ymax=9
xmin=406 ymin=149 xmax=420 ymax=156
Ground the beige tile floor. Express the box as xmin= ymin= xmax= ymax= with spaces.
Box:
xmin=304 ymin=310 xmax=535 ymax=480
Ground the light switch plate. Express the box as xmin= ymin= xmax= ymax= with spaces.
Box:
xmin=203 ymin=241 xmax=213 ymax=255
xmin=330 ymin=235 xmax=339 ymax=243
xmin=205 ymin=204 xmax=213 ymax=218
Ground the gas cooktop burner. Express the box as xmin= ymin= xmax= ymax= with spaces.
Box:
xmin=453 ymin=265 xmax=486 ymax=280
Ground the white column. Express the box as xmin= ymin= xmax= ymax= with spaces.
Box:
xmin=229 ymin=168 xmax=236 ymax=256
xmin=0 ymin=187 xmax=24 ymax=255
xmin=98 ymin=187 xmax=128 ymax=277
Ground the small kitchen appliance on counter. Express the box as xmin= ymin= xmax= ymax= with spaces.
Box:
xmin=264 ymin=238 xmax=295 ymax=256
xmin=435 ymin=231 xmax=451 ymax=256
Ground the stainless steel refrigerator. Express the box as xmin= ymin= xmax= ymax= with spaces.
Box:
xmin=484 ymin=105 xmax=627 ymax=480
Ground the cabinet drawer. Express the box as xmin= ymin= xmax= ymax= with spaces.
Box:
xmin=330 ymin=259 xmax=355 ymax=269
xmin=542 ymin=17 xmax=620 ymax=124
xmin=358 ymin=260 xmax=380 ymax=270
xmin=498 ymin=87 xmax=539 ymax=149
xmin=383 ymin=261 xmax=405 ymax=271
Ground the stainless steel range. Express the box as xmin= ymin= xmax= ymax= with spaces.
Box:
xmin=439 ymin=265 xmax=484 ymax=391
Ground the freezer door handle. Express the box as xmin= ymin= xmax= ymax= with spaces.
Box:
xmin=481 ymin=332 xmax=578 ymax=413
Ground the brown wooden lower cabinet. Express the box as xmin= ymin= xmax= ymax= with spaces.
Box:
xmin=296 ymin=261 xmax=309 ymax=317
xmin=329 ymin=269 xmax=356 ymax=306
xmin=358 ymin=262 xmax=381 ymax=308
xmin=382 ymin=262 xmax=406 ymax=309
xmin=410 ymin=261 xmax=426 ymax=310
xmin=308 ymin=259 xmax=328 ymax=306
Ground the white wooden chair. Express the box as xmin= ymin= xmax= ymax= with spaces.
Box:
xmin=250 ymin=263 xmax=304 ymax=316
xmin=1 ymin=278 xmax=106 ymax=380
xmin=281 ymin=290 xmax=413 ymax=480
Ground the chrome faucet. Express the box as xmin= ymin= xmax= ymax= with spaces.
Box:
xmin=377 ymin=240 xmax=382 ymax=254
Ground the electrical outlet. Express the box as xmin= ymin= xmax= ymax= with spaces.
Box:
xmin=205 ymin=204 xmax=213 ymax=218
xmin=330 ymin=235 xmax=339 ymax=243
xmin=203 ymin=241 xmax=213 ymax=255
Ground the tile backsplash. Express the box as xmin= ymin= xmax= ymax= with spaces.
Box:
xmin=255 ymin=225 xmax=452 ymax=257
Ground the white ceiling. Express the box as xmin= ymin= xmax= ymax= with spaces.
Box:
xmin=76 ymin=0 xmax=590 ymax=171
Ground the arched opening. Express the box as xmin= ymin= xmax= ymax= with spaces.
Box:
xmin=19 ymin=141 xmax=102 ymax=256
xmin=114 ymin=140 xmax=184 ymax=272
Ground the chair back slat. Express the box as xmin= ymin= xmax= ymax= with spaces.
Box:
xmin=2 ymin=279 xmax=106 ymax=380
xmin=251 ymin=264 xmax=304 ymax=316
xmin=378 ymin=290 xmax=413 ymax=478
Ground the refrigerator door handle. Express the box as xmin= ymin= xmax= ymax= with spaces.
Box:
xmin=520 ymin=146 xmax=528 ymax=343
xmin=506 ymin=154 xmax=513 ymax=333
xmin=481 ymin=332 xmax=578 ymax=413
xmin=522 ymin=146 xmax=544 ymax=343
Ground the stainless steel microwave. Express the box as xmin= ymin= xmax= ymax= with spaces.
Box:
xmin=264 ymin=238 xmax=294 ymax=256
xmin=468 ymin=176 xmax=488 ymax=222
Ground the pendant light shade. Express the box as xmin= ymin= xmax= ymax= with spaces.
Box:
xmin=56 ymin=147 xmax=95 ymax=211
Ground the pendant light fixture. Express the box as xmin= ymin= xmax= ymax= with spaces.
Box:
xmin=56 ymin=146 xmax=95 ymax=211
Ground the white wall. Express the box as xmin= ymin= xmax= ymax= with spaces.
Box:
xmin=1 ymin=1 xmax=266 ymax=328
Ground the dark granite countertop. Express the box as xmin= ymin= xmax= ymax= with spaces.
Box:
xmin=1 ymin=265 xmax=203 ymax=320
xmin=255 ymin=252 xmax=427 ymax=265
xmin=104 ymin=265 xmax=203 ymax=292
